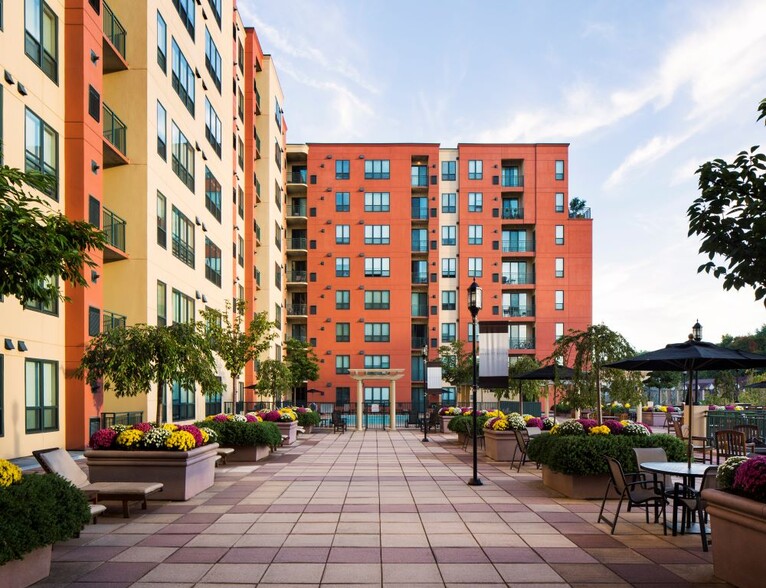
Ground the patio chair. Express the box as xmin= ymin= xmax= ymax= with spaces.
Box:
xmin=715 ymin=429 xmax=748 ymax=462
xmin=405 ymin=409 xmax=420 ymax=428
xmin=428 ymin=410 xmax=440 ymax=433
xmin=733 ymin=424 xmax=759 ymax=454
xmin=672 ymin=465 xmax=718 ymax=551
xmin=633 ymin=447 xmax=674 ymax=498
xmin=462 ymin=420 xmax=485 ymax=452
xmin=510 ymin=428 xmax=539 ymax=472
xmin=673 ymin=420 xmax=712 ymax=463
xmin=33 ymin=448 xmax=163 ymax=518
xmin=597 ymin=456 xmax=667 ymax=535
xmin=332 ymin=411 xmax=347 ymax=433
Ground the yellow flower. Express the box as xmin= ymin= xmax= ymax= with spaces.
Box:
xmin=162 ymin=423 xmax=178 ymax=432
xmin=165 ymin=430 xmax=196 ymax=451
xmin=624 ymin=403 xmax=631 ymax=409
xmin=0 ymin=459 xmax=23 ymax=488
xmin=550 ymin=424 xmax=561 ymax=435
xmin=620 ymin=419 xmax=632 ymax=426
xmin=734 ymin=406 xmax=744 ymax=411
xmin=199 ymin=429 xmax=210 ymax=444
xmin=485 ymin=410 xmax=505 ymax=418
xmin=659 ymin=405 xmax=668 ymax=412
xmin=589 ymin=425 xmax=610 ymax=435
xmin=115 ymin=429 xmax=144 ymax=448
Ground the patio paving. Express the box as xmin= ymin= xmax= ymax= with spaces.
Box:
xmin=38 ymin=430 xmax=727 ymax=586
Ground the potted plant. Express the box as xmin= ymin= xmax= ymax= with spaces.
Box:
xmin=438 ymin=406 xmax=462 ymax=433
xmin=199 ymin=414 xmax=282 ymax=461
xmin=295 ymin=407 xmax=321 ymax=433
xmin=84 ymin=423 xmax=219 ymax=501
xmin=483 ymin=412 xmax=526 ymax=461
xmin=258 ymin=407 xmax=299 ymax=444
xmin=448 ymin=410 xmax=489 ymax=445
xmin=703 ymin=456 xmax=766 ymax=587
xmin=0 ymin=459 xmax=91 ymax=587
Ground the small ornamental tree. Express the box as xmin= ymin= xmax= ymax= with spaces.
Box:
xmin=256 ymin=359 xmax=292 ymax=405
xmin=200 ymin=300 xmax=277 ymax=409
xmin=0 ymin=159 xmax=106 ymax=305
xmin=438 ymin=340 xmax=475 ymax=403
xmin=643 ymin=371 xmax=682 ymax=405
xmin=504 ymin=356 xmax=542 ymax=410
xmin=285 ymin=338 xmax=320 ymax=405
xmin=76 ymin=322 xmax=224 ymax=423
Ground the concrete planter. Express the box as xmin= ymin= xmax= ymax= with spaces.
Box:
xmin=276 ymin=421 xmax=298 ymax=445
xmin=484 ymin=429 xmax=520 ymax=461
xmin=84 ymin=443 xmax=219 ymax=501
xmin=225 ymin=444 xmax=271 ymax=462
xmin=0 ymin=545 xmax=52 ymax=588
xmin=542 ymin=465 xmax=618 ymax=499
xmin=440 ymin=416 xmax=454 ymax=433
xmin=642 ymin=412 xmax=668 ymax=428
xmin=703 ymin=488 xmax=766 ymax=588
xmin=457 ymin=432 xmax=467 ymax=446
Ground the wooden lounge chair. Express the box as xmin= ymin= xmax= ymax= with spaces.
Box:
xmin=715 ymin=430 xmax=748 ymax=462
xmin=332 ymin=412 xmax=347 ymax=433
xmin=33 ymin=448 xmax=163 ymax=518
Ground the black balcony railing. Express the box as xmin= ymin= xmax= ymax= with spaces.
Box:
xmin=287 ymin=304 xmax=307 ymax=315
xmin=287 ymin=270 xmax=307 ymax=282
xmin=412 ymin=337 xmax=427 ymax=349
xmin=172 ymin=235 xmax=195 ymax=268
xmin=502 ymin=207 xmax=524 ymax=220
xmin=290 ymin=204 xmax=307 ymax=217
xmin=503 ymin=305 xmax=535 ymax=317
xmin=501 ymin=273 xmax=535 ymax=285
xmin=411 ymin=240 xmax=428 ymax=253
xmin=569 ymin=207 xmax=592 ymax=219
xmin=501 ymin=170 xmax=524 ymax=187
xmin=510 ymin=337 xmax=535 ymax=350
xmin=411 ymin=304 xmax=428 ymax=317
xmin=289 ymin=169 xmax=307 ymax=184
xmin=103 ymin=1 xmax=126 ymax=59
xmin=289 ymin=237 xmax=307 ymax=249
xmin=411 ymin=206 xmax=428 ymax=220
xmin=255 ymin=268 xmax=261 ymax=287
xmin=411 ymin=272 xmax=428 ymax=284
xmin=254 ymin=222 xmax=261 ymax=242
xmin=103 ymin=310 xmax=127 ymax=332
xmin=103 ymin=103 xmax=127 ymax=156
xmin=103 ymin=207 xmax=126 ymax=252
xmin=502 ymin=239 xmax=534 ymax=253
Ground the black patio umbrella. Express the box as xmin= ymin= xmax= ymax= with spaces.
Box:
xmin=606 ymin=338 xmax=766 ymax=465
xmin=511 ymin=365 xmax=575 ymax=416
xmin=745 ymin=381 xmax=766 ymax=389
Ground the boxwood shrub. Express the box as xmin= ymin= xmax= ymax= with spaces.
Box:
xmin=448 ymin=414 xmax=491 ymax=435
xmin=297 ymin=410 xmax=321 ymax=428
xmin=527 ymin=433 xmax=686 ymax=476
xmin=196 ymin=420 xmax=282 ymax=450
xmin=0 ymin=473 xmax=91 ymax=565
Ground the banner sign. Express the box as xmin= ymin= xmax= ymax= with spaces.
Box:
xmin=478 ymin=321 xmax=510 ymax=389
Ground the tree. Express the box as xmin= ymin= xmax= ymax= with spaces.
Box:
xmin=256 ymin=359 xmax=292 ymax=405
xmin=200 ymin=300 xmax=277 ymax=409
xmin=285 ymin=338 xmax=320 ymax=404
xmin=0 ymin=159 xmax=106 ymax=305
xmin=643 ymin=371 xmax=682 ymax=404
xmin=568 ymin=197 xmax=588 ymax=218
xmin=720 ymin=324 xmax=766 ymax=355
xmin=687 ymin=98 xmax=766 ymax=305
xmin=506 ymin=356 xmax=543 ymax=406
xmin=437 ymin=340 xmax=475 ymax=403
xmin=75 ymin=323 xmax=224 ymax=423
xmin=547 ymin=324 xmax=643 ymax=423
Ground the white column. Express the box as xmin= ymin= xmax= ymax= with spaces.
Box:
xmin=356 ymin=379 xmax=364 ymax=432
xmin=636 ymin=404 xmax=643 ymax=425
xmin=389 ymin=379 xmax=397 ymax=431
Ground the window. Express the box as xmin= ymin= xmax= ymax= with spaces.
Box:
xmin=204 ymin=99 xmax=222 ymax=157
xmin=468 ymin=159 xmax=483 ymax=180
xmin=25 ymin=0 xmax=58 ymax=83
xmin=441 ymin=160 xmax=456 ymax=181
xmin=365 ymin=355 xmax=390 ymax=369
xmin=468 ymin=257 xmax=483 ymax=278
xmin=364 ymin=225 xmax=389 ymax=245
xmin=364 ymin=323 xmax=390 ymax=342
xmin=274 ymin=180 xmax=282 ymax=211
xmin=205 ymin=390 xmax=222 ymax=417
xmin=274 ymin=303 xmax=281 ymax=325
xmin=171 ymin=40 xmax=195 ymax=114
xmin=25 ymin=359 xmax=58 ymax=433
xmin=238 ymin=187 xmax=244 ymax=219
xmin=364 ymin=290 xmax=389 ymax=310
xmin=157 ymin=11 xmax=167 ymax=72
xmin=502 ymin=166 xmax=521 ymax=187
xmin=441 ymin=192 xmax=457 ymax=213
xmin=25 ymin=108 xmax=58 ymax=199
xmin=275 ymin=262 xmax=282 ymax=289
xmin=555 ymin=290 xmax=564 ymax=310
xmin=157 ymin=191 xmax=167 ymax=247
xmin=172 ymin=288 xmax=195 ymax=323
xmin=364 ymin=159 xmax=390 ymax=179
xmin=156 ymin=101 xmax=167 ymax=159
xmin=171 ymin=122 xmax=194 ymax=191
xmin=468 ymin=225 xmax=483 ymax=245
xmin=467 ymin=322 xmax=477 ymax=343
xmin=88 ymin=86 xmax=100 ymax=121
xmin=364 ymin=192 xmax=389 ymax=212
xmin=203 ymin=238 xmax=221 ymax=287
xmin=411 ymin=165 xmax=427 ymax=187
xmin=555 ymin=160 xmax=565 ymax=180
xmin=441 ymin=323 xmax=456 ymax=343
xmin=336 ymin=387 xmax=350 ymax=406
xmin=205 ymin=167 xmax=222 ymax=222
xmin=157 ymin=281 xmax=167 ymax=326
xmin=555 ymin=257 xmax=564 ymax=278
xmin=442 ymin=290 xmax=456 ymax=310
xmin=442 ymin=258 xmax=456 ymax=278
xmin=274 ymin=97 xmax=282 ymax=130
xmin=237 ymin=88 xmax=244 ymax=121
xmin=273 ymin=140 xmax=281 ymax=170
xmin=555 ymin=225 xmax=564 ymax=245
xmin=468 ymin=192 xmax=483 ymax=212
xmin=171 ymin=206 xmax=195 ymax=268
xmin=365 ymin=257 xmax=390 ymax=277
xmin=335 ymin=290 xmax=350 ymax=310
xmin=336 ymin=355 xmax=350 ymax=375
xmin=24 ymin=276 xmax=58 ymax=315
xmin=335 ymin=192 xmax=350 ymax=212
xmin=364 ymin=386 xmax=389 ymax=402
xmin=336 ymin=224 xmax=350 ymax=245
xmin=336 ymin=323 xmax=350 ymax=342
xmin=171 ymin=0 xmax=194 ymax=38
xmin=411 ymin=228 xmax=427 ymax=252
xmin=204 ymin=28 xmax=221 ymax=91
xmin=555 ymin=192 xmax=565 ymax=213
xmin=441 ymin=225 xmax=456 ymax=246
xmin=207 ymin=0 xmax=221 ymax=26
xmin=555 ymin=322 xmax=565 ymax=340
xmin=335 ymin=159 xmax=349 ymax=180
xmin=336 ymin=257 xmax=350 ymax=277
xmin=172 ymin=381 xmax=195 ymax=421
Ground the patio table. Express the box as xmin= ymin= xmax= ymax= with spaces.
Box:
xmin=640 ymin=461 xmax=711 ymax=534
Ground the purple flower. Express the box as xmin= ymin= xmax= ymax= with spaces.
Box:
xmin=213 ymin=414 xmax=229 ymax=422
xmin=733 ymin=456 xmax=766 ymax=502
xmin=296 ymin=407 xmax=307 ymax=413
xmin=576 ymin=419 xmax=597 ymax=432
xmin=603 ymin=420 xmax=624 ymax=435
xmin=526 ymin=417 xmax=543 ymax=429
xmin=177 ymin=425 xmax=204 ymax=447
xmin=132 ymin=422 xmax=153 ymax=433
xmin=90 ymin=428 xmax=118 ymax=449
xmin=261 ymin=410 xmax=281 ymax=422
xmin=725 ymin=404 xmax=736 ymax=411
xmin=245 ymin=414 xmax=258 ymax=422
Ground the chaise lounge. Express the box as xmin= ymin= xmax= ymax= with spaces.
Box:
xmin=33 ymin=448 xmax=164 ymax=518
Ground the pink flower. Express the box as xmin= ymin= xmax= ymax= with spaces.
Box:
xmin=213 ymin=414 xmax=228 ymax=422
xmin=261 ymin=410 xmax=281 ymax=422
xmin=245 ymin=414 xmax=258 ymax=422
xmin=132 ymin=422 xmax=153 ymax=433
xmin=526 ymin=417 xmax=544 ymax=429
xmin=576 ymin=419 xmax=597 ymax=432
xmin=90 ymin=428 xmax=118 ymax=449
xmin=733 ymin=456 xmax=766 ymax=502
xmin=177 ymin=425 xmax=204 ymax=447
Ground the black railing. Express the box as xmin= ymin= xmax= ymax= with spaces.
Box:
xmin=502 ymin=239 xmax=534 ymax=253
xmin=172 ymin=235 xmax=195 ymax=268
xmin=289 ymin=237 xmax=307 ymax=249
xmin=510 ymin=337 xmax=535 ymax=350
xmin=411 ymin=240 xmax=428 ymax=252
xmin=287 ymin=270 xmax=307 ymax=282
xmin=569 ymin=207 xmax=592 ymax=219
xmin=501 ymin=273 xmax=535 ymax=285
xmin=411 ymin=273 xmax=428 ymax=284
xmin=412 ymin=337 xmax=427 ymax=349
xmin=103 ymin=207 xmax=126 ymax=252
xmin=502 ymin=207 xmax=524 ymax=220
xmin=101 ymin=411 xmax=143 ymax=429
xmin=103 ymin=1 xmax=126 ymax=59
xmin=103 ymin=310 xmax=127 ymax=332
xmin=103 ymin=103 xmax=127 ymax=155
xmin=501 ymin=172 xmax=524 ymax=187
xmin=287 ymin=304 xmax=307 ymax=315
xmin=289 ymin=169 xmax=307 ymax=184
xmin=503 ymin=305 xmax=535 ymax=317
xmin=290 ymin=204 xmax=307 ymax=217
xmin=411 ymin=304 xmax=428 ymax=317
xmin=411 ymin=207 xmax=428 ymax=220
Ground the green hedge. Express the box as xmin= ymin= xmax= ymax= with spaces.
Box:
xmin=0 ymin=474 xmax=91 ymax=565
xmin=448 ymin=414 xmax=491 ymax=435
xmin=297 ymin=410 xmax=321 ymax=427
xmin=526 ymin=433 xmax=686 ymax=476
xmin=196 ymin=420 xmax=283 ymax=450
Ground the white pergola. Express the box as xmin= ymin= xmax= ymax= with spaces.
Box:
xmin=347 ymin=369 xmax=406 ymax=431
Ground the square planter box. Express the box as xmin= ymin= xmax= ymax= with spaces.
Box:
xmin=0 ymin=545 xmax=52 ymax=588
xmin=440 ymin=416 xmax=454 ymax=433
xmin=225 ymin=444 xmax=271 ymax=462
xmin=542 ymin=465 xmax=618 ymax=499
xmin=484 ymin=429 xmax=520 ymax=462
xmin=84 ymin=443 xmax=219 ymax=501
xmin=277 ymin=421 xmax=298 ymax=445
xmin=642 ymin=412 xmax=668 ymax=428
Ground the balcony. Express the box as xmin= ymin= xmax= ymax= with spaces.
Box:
xmin=254 ymin=222 xmax=261 ymax=244
xmin=103 ymin=310 xmax=127 ymax=332
xmin=503 ymin=305 xmax=535 ymax=318
xmin=411 ymin=166 xmax=428 ymax=189
xmin=411 ymin=272 xmax=428 ymax=285
xmin=501 ymin=168 xmax=524 ymax=188
xmin=411 ymin=304 xmax=428 ymax=317
xmin=254 ymin=131 xmax=261 ymax=159
xmin=102 ymin=1 xmax=128 ymax=73
xmin=501 ymin=273 xmax=535 ymax=285
xmin=288 ymin=169 xmax=307 ymax=184
xmin=255 ymin=267 xmax=261 ymax=289
xmin=103 ymin=207 xmax=127 ymax=262
xmin=569 ymin=207 xmax=592 ymax=219
xmin=102 ymin=103 xmax=128 ymax=167
xmin=289 ymin=203 xmax=307 ymax=217
xmin=255 ymin=87 xmax=261 ymax=114
xmin=502 ymin=207 xmax=524 ymax=220
xmin=289 ymin=237 xmax=307 ymax=250
xmin=411 ymin=239 xmax=428 ymax=253
xmin=502 ymin=239 xmax=535 ymax=253
xmin=287 ymin=304 xmax=307 ymax=316
xmin=411 ymin=205 xmax=428 ymax=220
xmin=255 ymin=177 xmax=261 ymax=203
xmin=412 ymin=337 xmax=428 ymax=349
xmin=287 ymin=270 xmax=307 ymax=283
xmin=510 ymin=337 xmax=535 ymax=350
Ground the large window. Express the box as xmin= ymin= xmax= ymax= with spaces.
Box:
xmin=157 ymin=11 xmax=167 ymax=72
xmin=156 ymin=101 xmax=167 ymax=159
xmin=468 ymin=257 xmax=483 ymax=278
xmin=336 ymin=224 xmax=350 ymax=245
xmin=364 ymin=290 xmax=389 ymax=310
xmin=25 ymin=0 xmax=58 ymax=83
xmin=171 ymin=122 xmax=194 ymax=191
xmin=335 ymin=290 xmax=350 ymax=310
xmin=205 ymin=167 xmax=221 ymax=222
xmin=25 ymin=359 xmax=58 ymax=433
xmin=442 ymin=192 xmax=457 ymax=213
xmin=555 ymin=192 xmax=565 ymax=213
xmin=468 ymin=159 xmax=483 ymax=180
xmin=204 ymin=27 xmax=222 ymax=91
xmin=172 ymin=381 xmax=195 ymax=421
xmin=171 ymin=0 xmax=194 ymax=38
xmin=555 ymin=323 xmax=565 ymax=340
xmin=335 ymin=192 xmax=350 ymax=212
xmin=468 ymin=192 xmax=483 ymax=212
xmin=204 ymin=99 xmax=222 ymax=156
xmin=24 ymin=276 xmax=58 ymax=315
xmin=157 ymin=191 xmax=167 ymax=247
xmin=442 ymin=258 xmax=456 ymax=278
xmin=364 ymin=323 xmax=390 ymax=342
xmin=442 ymin=290 xmax=456 ymax=310
xmin=364 ymin=225 xmax=389 ymax=245
xmin=364 ymin=355 xmax=390 ymax=369
xmin=336 ymin=257 xmax=350 ymax=277
xmin=336 ymin=355 xmax=350 ymax=375
xmin=441 ymin=323 xmax=456 ymax=344
xmin=25 ymin=108 xmax=58 ymax=199
xmin=171 ymin=206 xmax=195 ymax=268
xmin=364 ymin=257 xmax=390 ymax=277
xmin=172 ymin=288 xmax=195 ymax=323
xmin=468 ymin=225 xmax=483 ymax=245
xmin=441 ymin=160 xmax=456 ymax=181
xmin=208 ymin=0 xmax=222 ymax=26
xmin=555 ymin=257 xmax=564 ymax=278
xmin=171 ymin=40 xmax=195 ymax=114
xmin=205 ymin=238 xmax=221 ymax=287
xmin=441 ymin=225 xmax=456 ymax=246
xmin=336 ymin=323 xmax=350 ymax=342
xmin=274 ymin=97 xmax=282 ymax=131
xmin=157 ymin=281 xmax=167 ymax=326
xmin=555 ymin=160 xmax=565 ymax=180
xmin=364 ymin=159 xmax=390 ymax=179
xmin=335 ymin=159 xmax=350 ymax=180
xmin=364 ymin=192 xmax=389 ymax=212
xmin=555 ymin=290 xmax=564 ymax=310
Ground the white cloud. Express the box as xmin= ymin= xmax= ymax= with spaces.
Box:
xmin=604 ymin=131 xmax=694 ymax=189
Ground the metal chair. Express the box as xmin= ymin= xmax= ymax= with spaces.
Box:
xmin=598 ymin=456 xmax=667 ymax=535
xmin=672 ymin=465 xmax=718 ymax=551
xmin=332 ymin=411 xmax=347 ymax=433
xmin=510 ymin=428 xmax=539 ymax=472
xmin=715 ymin=429 xmax=747 ymax=462
xmin=673 ymin=419 xmax=712 ymax=463
xmin=462 ymin=420 xmax=485 ymax=452
xmin=633 ymin=447 xmax=674 ymax=498
xmin=734 ymin=424 xmax=759 ymax=454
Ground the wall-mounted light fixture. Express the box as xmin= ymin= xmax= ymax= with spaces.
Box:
xmin=17 ymin=341 xmax=28 ymax=352
xmin=4 ymin=339 xmax=14 ymax=350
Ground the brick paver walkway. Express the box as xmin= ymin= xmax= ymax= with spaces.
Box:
xmin=41 ymin=430 xmax=725 ymax=587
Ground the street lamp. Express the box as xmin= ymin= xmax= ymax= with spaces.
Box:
xmin=692 ymin=320 xmax=703 ymax=342
xmin=422 ymin=344 xmax=429 ymax=442
xmin=467 ymin=279 xmax=483 ymax=486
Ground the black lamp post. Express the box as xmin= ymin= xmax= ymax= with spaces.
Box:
xmin=692 ymin=320 xmax=702 ymax=404
xmin=692 ymin=320 xmax=702 ymax=342
xmin=467 ymin=279 xmax=483 ymax=486
xmin=422 ymin=344 xmax=429 ymax=442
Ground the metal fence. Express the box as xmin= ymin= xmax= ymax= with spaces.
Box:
xmin=706 ymin=410 xmax=766 ymax=445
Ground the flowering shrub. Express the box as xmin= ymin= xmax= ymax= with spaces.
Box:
xmin=526 ymin=417 xmax=544 ymax=429
xmin=622 ymin=422 xmax=651 ymax=436
xmin=244 ymin=413 xmax=263 ymax=422
xmin=485 ymin=416 xmax=511 ymax=431
xmin=115 ymin=428 xmax=144 ymax=448
xmin=589 ymin=424 xmax=611 ymax=435
xmin=0 ymin=459 xmax=22 ymax=488
xmin=603 ymin=420 xmax=625 ymax=435
xmin=542 ymin=417 xmax=556 ymax=431
xmin=162 ymin=423 xmax=178 ymax=432
xmin=576 ymin=419 xmax=598 ymax=432
xmin=259 ymin=410 xmax=281 ymax=422
xmin=278 ymin=408 xmax=298 ymax=422
xmin=295 ymin=408 xmax=321 ymax=427
xmin=200 ymin=427 xmax=218 ymax=444
xmin=485 ymin=409 xmax=505 ymax=419
xmin=178 ymin=424 xmax=204 ymax=447
xmin=551 ymin=420 xmax=585 ymax=436
xmin=132 ymin=422 xmax=153 ymax=433
xmin=507 ymin=413 xmax=527 ymax=430
xmin=142 ymin=426 xmax=172 ymax=449
xmin=89 ymin=424 xmax=211 ymax=451
xmin=732 ymin=456 xmax=766 ymax=502
xmin=90 ymin=427 xmax=118 ymax=449
xmin=195 ymin=418 xmax=282 ymax=449
xmin=717 ymin=456 xmax=748 ymax=490
xmin=439 ymin=406 xmax=462 ymax=416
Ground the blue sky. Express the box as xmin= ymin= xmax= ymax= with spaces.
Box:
xmin=239 ymin=0 xmax=766 ymax=351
